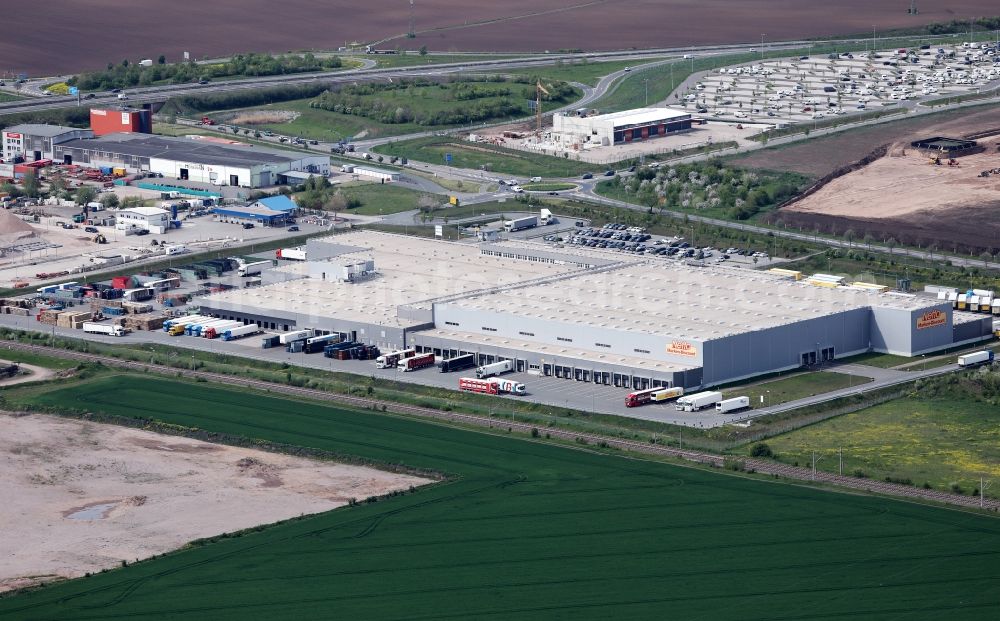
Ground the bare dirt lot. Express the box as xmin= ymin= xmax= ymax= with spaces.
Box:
xmin=0 ymin=413 xmax=430 ymax=593
xmin=4 ymin=2 xmax=999 ymax=76
xmin=777 ymin=140 xmax=1000 ymax=252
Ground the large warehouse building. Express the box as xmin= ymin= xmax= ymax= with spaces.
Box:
xmin=551 ymin=107 xmax=692 ymax=148
xmin=195 ymin=231 xmax=993 ymax=392
xmin=53 ymin=133 xmax=329 ymax=188
xmin=2 ymin=124 xmax=94 ymax=163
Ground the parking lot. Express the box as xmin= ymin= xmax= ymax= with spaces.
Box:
xmin=545 ymin=222 xmax=772 ymax=266
xmin=681 ymin=42 xmax=1000 ymax=123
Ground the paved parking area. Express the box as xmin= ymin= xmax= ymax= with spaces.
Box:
xmin=682 ymin=43 xmax=1000 ymax=124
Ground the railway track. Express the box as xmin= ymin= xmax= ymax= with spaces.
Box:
xmin=9 ymin=340 xmax=998 ymax=512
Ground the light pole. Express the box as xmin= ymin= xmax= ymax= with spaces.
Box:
xmin=644 ymin=79 xmax=649 ymax=106
xmin=761 ymin=34 xmax=765 ymax=60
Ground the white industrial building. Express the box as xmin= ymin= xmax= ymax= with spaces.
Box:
xmin=115 ymin=206 xmax=170 ymax=234
xmin=550 ymin=107 xmax=692 ymax=147
xmin=52 ymin=133 xmax=329 ymax=188
xmin=2 ymin=124 xmax=94 ymax=163
xmin=195 ymin=231 xmax=993 ymax=392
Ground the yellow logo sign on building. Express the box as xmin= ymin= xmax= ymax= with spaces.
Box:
xmin=666 ymin=340 xmax=698 ymax=357
xmin=916 ymin=309 xmax=946 ymax=330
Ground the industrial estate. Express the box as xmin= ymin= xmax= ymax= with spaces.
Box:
xmin=1 ymin=4 xmax=1000 ymax=619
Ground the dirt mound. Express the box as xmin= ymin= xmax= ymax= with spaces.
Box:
xmin=0 ymin=210 xmax=37 ymax=238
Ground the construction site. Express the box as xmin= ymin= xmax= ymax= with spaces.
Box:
xmin=778 ymin=132 xmax=1000 ymax=253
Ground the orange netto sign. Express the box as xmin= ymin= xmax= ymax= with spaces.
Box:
xmin=916 ymin=309 xmax=946 ymax=330
xmin=666 ymin=340 xmax=698 ymax=357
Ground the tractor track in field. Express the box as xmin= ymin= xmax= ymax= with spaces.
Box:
xmin=10 ymin=341 xmax=999 ymax=512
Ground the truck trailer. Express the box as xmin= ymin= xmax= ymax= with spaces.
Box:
xmin=675 ymin=391 xmax=722 ymax=412
xmin=221 ymin=324 xmax=261 ymax=341
xmin=303 ymin=333 xmax=342 ymax=354
xmin=503 ymin=216 xmax=538 ymax=232
xmin=82 ymin=322 xmax=125 ymax=337
xmin=275 ymin=247 xmax=307 ymax=261
xmin=238 ymin=260 xmax=273 ymax=277
xmin=375 ymin=348 xmax=416 ymax=369
xmin=715 ymin=396 xmax=751 ymax=414
xmin=458 ymin=377 xmax=526 ymax=396
xmin=202 ymin=321 xmax=242 ymax=339
xmin=162 ymin=314 xmax=209 ymax=332
xmin=439 ymin=353 xmax=477 ymax=373
xmin=625 ymin=386 xmax=684 ymax=407
xmin=279 ymin=329 xmax=313 ymax=345
xmin=958 ymin=350 xmax=995 ymax=367
xmin=399 ymin=352 xmax=435 ymax=372
xmin=476 ymin=360 xmax=513 ymax=379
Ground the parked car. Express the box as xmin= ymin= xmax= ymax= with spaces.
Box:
xmin=242 ymin=222 xmax=255 ymax=229
xmin=287 ymin=226 xmax=299 ymax=232
xmin=84 ymin=226 xmax=98 ymax=233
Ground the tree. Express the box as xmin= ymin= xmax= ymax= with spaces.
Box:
xmin=843 ymin=228 xmax=855 ymax=247
xmin=157 ymin=55 xmax=166 ymax=65
xmin=22 ymin=171 xmax=40 ymax=198
xmin=419 ymin=46 xmax=428 ymax=56
xmin=324 ymin=192 xmax=347 ymax=220
xmin=886 ymin=237 xmax=897 ymax=255
xmin=121 ymin=196 xmax=144 ymax=208
xmin=750 ymin=442 xmax=773 ymax=458
xmin=100 ymin=193 xmax=120 ymax=209
xmin=75 ymin=185 xmax=97 ymax=206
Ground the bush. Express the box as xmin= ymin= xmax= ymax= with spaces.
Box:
xmin=749 ymin=442 xmax=773 ymax=458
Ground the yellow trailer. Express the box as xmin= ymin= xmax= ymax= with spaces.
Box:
xmin=650 ymin=387 xmax=684 ymax=402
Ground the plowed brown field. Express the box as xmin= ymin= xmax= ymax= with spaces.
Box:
xmin=4 ymin=1 xmax=999 ymax=76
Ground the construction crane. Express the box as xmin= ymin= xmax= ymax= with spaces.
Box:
xmin=536 ymin=81 xmax=550 ymax=133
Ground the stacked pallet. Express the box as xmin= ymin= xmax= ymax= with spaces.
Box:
xmin=121 ymin=301 xmax=153 ymax=314
xmin=36 ymin=309 xmax=61 ymax=325
xmin=1 ymin=306 xmax=30 ymax=316
xmin=123 ymin=314 xmax=166 ymax=331
xmin=56 ymin=310 xmax=92 ymax=329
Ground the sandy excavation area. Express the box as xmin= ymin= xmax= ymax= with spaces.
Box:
xmin=0 ymin=413 xmax=431 ymax=593
xmin=779 ymin=139 xmax=1000 ymax=251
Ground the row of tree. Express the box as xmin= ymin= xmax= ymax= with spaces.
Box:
xmin=69 ymin=53 xmax=342 ymax=91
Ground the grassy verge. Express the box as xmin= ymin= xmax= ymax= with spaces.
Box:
xmin=720 ymin=371 xmax=872 ymax=406
xmin=748 ymin=108 xmax=909 ymax=143
xmin=762 ymin=391 xmax=1000 ymax=495
xmin=522 ymin=182 xmax=576 ymax=191
xmin=0 ymin=91 xmax=22 ymax=103
xmin=501 ymin=58 xmax=649 ymax=86
xmin=837 ymin=351 xmax=914 ymax=368
xmin=326 ymin=183 xmax=443 ymax=216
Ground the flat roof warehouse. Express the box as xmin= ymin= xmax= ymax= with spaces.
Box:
xmin=196 ymin=231 xmax=993 ymax=391
xmin=55 ymin=134 xmax=298 ymax=168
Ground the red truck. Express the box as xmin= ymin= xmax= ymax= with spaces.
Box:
xmin=398 ymin=352 xmax=435 ymax=372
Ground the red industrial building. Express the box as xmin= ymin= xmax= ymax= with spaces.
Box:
xmin=90 ymin=107 xmax=152 ymax=136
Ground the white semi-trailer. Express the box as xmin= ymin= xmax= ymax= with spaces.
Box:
xmin=675 ymin=391 xmax=722 ymax=412
xmin=958 ymin=351 xmax=994 ymax=367
xmin=503 ymin=216 xmax=538 ymax=232
xmin=221 ymin=324 xmax=262 ymax=341
xmin=82 ymin=322 xmax=125 ymax=337
xmin=276 ymin=247 xmax=307 ymax=261
xmin=476 ymin=360 xmax=514 ymax=379
xmin=279 ymin=329 xmax=313 ymax=345
xmin=238 ymin=260 xmax=273 ymax=277
xmin=716 ymin=396 xmax=751 ymax=414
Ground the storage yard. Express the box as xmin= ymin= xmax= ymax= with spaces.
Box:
xmin=0 ymin=411 xmax=429 ymax=592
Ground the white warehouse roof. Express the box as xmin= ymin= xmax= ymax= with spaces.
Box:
xmin=581 ymin=107 xmax=690 ymax=127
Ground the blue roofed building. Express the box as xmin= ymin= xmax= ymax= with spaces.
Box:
xmin=251 ymin=195 xmax=298 ymax=214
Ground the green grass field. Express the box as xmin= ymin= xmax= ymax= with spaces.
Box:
xmin=223 ymin=78 xmax=580 ymax=142
xmin=4 ymin=374 xmax=1000 ymax=619
xmin=321 ymin=183 xmax=443 ymax=216
xmin=722 ymin=371 xmax=872 ymax=406
xmin=0 ymin=91 xmax=22 ymax=102
xmin=502 ymin=59 xmax=646 ymax=86
xmin=374 ymin=137 xmax=596 ymax=177
xmin=763 ymin=394 xmax=1000 ymax=492
xmin=522 ymin=182 xmax=576 ymax=191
